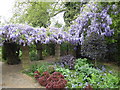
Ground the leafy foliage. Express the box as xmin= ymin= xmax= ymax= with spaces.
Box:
xmin=81 ymin=32 xmax=107 ymax=61
xmin=23 ymin=58 xmax=119 ymax=88
xmin=11 ymin=1 xmax=52 ymax=27
xmin=33 ymin=70 xmax=67 ymax=88
xmin=23 ymin=62 xmax=54 ymax=76
xmin=55 ymin=58 xmax=120 ymax=88
xmin=63 ymin=2 xmax=84 ymax=26
xmin=99 ymin=2 xmax=120 ymax=43
xmin=56 ymin=54 xmax=76 ymax=69
xmin=46 ymin=72 xmax=67 ymax=88
xmin=38 ymin=71 xmax=50 ymax=86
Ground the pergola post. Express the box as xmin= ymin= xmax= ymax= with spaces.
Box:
xmin=21 ymin=46 xmax=31 ymax=69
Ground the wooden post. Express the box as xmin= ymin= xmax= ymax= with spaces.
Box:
xmin=55 ymin=44 xmax=60 ymax=61
xmin=21 ymin=46 xmax=31 ymax=69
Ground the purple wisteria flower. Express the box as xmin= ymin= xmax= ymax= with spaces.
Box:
xmin=69 ymin=3 xmax=114 ymax=45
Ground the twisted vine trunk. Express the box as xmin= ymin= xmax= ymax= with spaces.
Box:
xmin=117 ymin=34 xmax=120 ymax=64
xmin=76 ymin=45 xmax=81 ymax=58
xmin=70 ymin=44 xmax=76 ymax=57
xmin=3 ymin=42 xmax=20 ymax=65
xmin=36 ymin=42 xmax=43 ymax=60
xmin=55 ymin=44 xmax=60 ymax=61
xmin=21 ymin=46 xmax=30 ymax=69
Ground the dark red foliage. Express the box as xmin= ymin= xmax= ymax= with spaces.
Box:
xmin=34 ymin=71 xmax=40 ymax=80
xmin=34 ymin=71 xmax=67 ymax=89
xmin=42 ymin=71 xmax=50 ymax=78
xmin=38 ymin=76 xmax=48 ymax=86
xmin=46 ymin=72 xmax=67 ymax=88
xmin=37 ymin=71 xmax=50 ymax=86
xmin=34 ymin=71 xmax=40 ymax=74
xmin=84 ymin=84 xmax=93 ymax=90
xmin=34 ymin=75 xmax=40 ymax=79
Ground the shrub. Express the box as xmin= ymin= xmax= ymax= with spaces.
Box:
xmin=56 ymin=54 xmax=76 ymax=69
xmin=55 ymin=58 xmax=120 ymax=88
xmin=81 ymin=32 xmax=107 ymax=61
xmin=38 ymin=71 xmax=50 ymax=86
xmin=23 ymin=62 xmax=53 ymax=76
xmin=33 ymin=71 xmax=67 ymax=88
xmin=34 ymin=71 xmax=40 ymax=80
xmin=46 ymin=72 xmax=67 ymax=88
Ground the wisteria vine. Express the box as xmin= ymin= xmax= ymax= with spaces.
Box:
xmin=69 ymin=2 xmax=116 ymax=45
xmin=0 ymin=3 xmax=118 ymax=46
xmin=0 ymin=24 xmax=80 ymax=46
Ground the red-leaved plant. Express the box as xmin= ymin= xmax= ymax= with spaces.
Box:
xmin=34 ymin=71 xmax=67 ymax=88
xmin=34 ymin=71 xmax=40 ymax=80
xmin=46 ymin=72 xmax=67 ymax=88
xmin=38 ymin=71 xmax=50 ymax=86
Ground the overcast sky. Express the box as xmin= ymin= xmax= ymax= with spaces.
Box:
xmin=0 ymin=0 xmax=15 ymax=23
xmin=0 ymin=0 xmax=65 ymax=26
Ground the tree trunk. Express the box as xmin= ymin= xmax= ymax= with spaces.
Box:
xmin=21 ymin=46 xmax=30 ymax=69
xmin=36 ymin=42 xmax=43 ymax=60
xmin=55 ymin=44 xmax=60 ymax=61
xmin=70 ymin=44 xmax=76 ymax=57
xmin=66 ymin=44 xmax=69 ymax=55
xmin=117 ymin=33 xmax=120 ymax=64
xmin=76 ymin=45 xmax=81 ymax=58
xmin=3 ymin=42 xmax=20 ymax=65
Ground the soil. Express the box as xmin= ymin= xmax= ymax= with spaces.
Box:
xmin=0 ymin=56 xmax=56 ymax=89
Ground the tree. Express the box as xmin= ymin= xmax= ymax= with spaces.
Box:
xmin=99 ymin=2 xmax=120 ymax=63
xmin=69 ymin=2 xmax=114 ymax=63
xmin=63 ymin=2 xmax=83 ymax=26
xmin=11 ymin=1 xmax=53 ymax=60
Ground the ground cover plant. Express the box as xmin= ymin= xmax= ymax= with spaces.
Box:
xmin=55 ymin=58 xmax=120 ymax=88
xmin=24 ymin=58 xmax=120 ymax=89
xmin=23 ymin=62 xmax=67 ymax=88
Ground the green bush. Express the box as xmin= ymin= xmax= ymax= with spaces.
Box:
xmin=55 ymin=58 xmax=120 ymax=88
xmin=23 ymin=62 xmax=55 ymax=76
xmin=23 ymin=58 xmax=120 ymax=88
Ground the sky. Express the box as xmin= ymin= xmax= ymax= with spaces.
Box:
xmin=0 ymin=0 xmax=65 ymax=26
xmin=0 ymin=0 xmax=15 ymax=24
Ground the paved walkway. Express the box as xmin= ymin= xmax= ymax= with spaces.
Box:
xmin=0 ymin=56 xmax=55 ymax=89
xmin=0 ymin=62 xmax=41 ymax=88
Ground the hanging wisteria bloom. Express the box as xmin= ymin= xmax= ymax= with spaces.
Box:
xmin=69 ymin=2 xmax=114 ymax=45
xmin=0 ymin=24 xmax=36 ymax=46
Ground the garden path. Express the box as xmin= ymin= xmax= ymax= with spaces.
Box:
xmin=1 ymin=62 xmax=41 ymax=88
xmin=1 ymin=56 xmax=55 ymax=88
